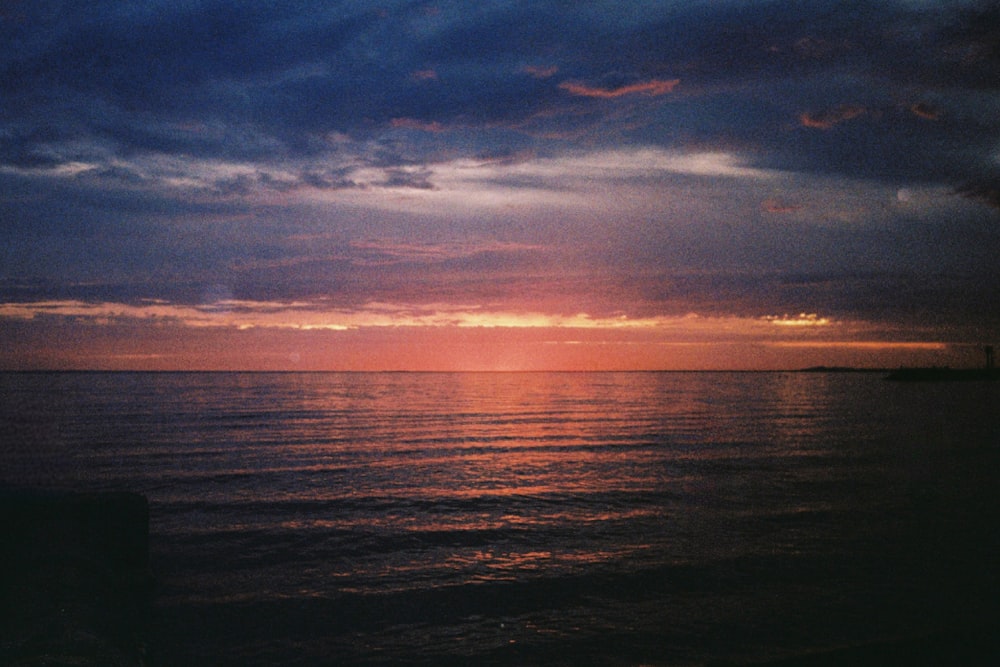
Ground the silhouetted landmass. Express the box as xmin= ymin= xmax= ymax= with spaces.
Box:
xmin=798 ymin=366 xmax=888 ymax=373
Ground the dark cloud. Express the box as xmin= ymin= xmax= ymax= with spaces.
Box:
xmin=378 ymin=168 xmax=436 ymax=190
xmin=298 ymin=169 xmax=362 ymax=191
xmin=955 ymin=180 xmax=1000 ymax=210
xmin=2 ymin=3 xmax=373 ymax=106
xmin=2 ymin=1 xmax=997 ymax=180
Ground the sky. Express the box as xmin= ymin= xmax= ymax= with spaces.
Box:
xmin=1 ymin=0 xmax=999 ymax=371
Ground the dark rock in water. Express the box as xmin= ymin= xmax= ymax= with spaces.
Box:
xmin=0 ymin=489 xmax=151 ymax=666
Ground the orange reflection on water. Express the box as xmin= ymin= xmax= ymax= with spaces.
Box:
xmin=271 ymin=372 xmax=694 ymax=503
xmin=276 ymin=505 xmax=665 ymax=534
xmin=443 ymin=543 xmax=653 ymax=583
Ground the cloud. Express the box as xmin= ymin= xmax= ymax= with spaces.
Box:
xmin=298 ymin=170 xmax=362 ymax=190
xmin=523 ymin=65 xmax=558 ymax=79
xmin=799 ymin=105 xmax=867 ymax=129
xmin=257 ymin=146 xmax=788 ymax=217
xmin=954 ymin=180 xmax=1000 ymax=209
xmin=2 ymin=1 xmax=997 ymax=189
xmin=410 ymin=69 xmax=439 ymax=81
xmin=390 ymin=117 xmax=448 ymax=133
xmin=347 ymin=239 xmax=543 ymax=265
xmin=763 ymin=313 xmax=831 ymax=327
xmin=558 ymin=78 xmax=680 ymax=98
xmin=909 ymin=102 xmax=942 ymax=120
xmin=378 ymin=168 xmax=436 ymax=190
xmin=761 ymin=199 xmax=803 ymax=214
xmin=470 ymin=148 xmax=780 ymax=183
xmin=0 ymin=298 xmax=845 ymax=343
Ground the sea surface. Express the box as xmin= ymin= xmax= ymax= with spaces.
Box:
xmin=2 ymin=371 xmax=999 ymax=666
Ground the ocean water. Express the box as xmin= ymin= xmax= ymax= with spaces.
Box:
xmin=2 ymin=371 xmax=999 ymax=666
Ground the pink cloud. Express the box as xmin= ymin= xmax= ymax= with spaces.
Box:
xmin=558 ymin=78 xmax=680 ymax=98
xmin=799 ymin=104 xmax=866 ymax=129
xmin=390 ymin=117 xmax=446 ymax=133
xmin=411 ymin=69 xmax=438 ymax=81
xmin=761 ymin=199 xmax=803 ymax=214
xmin=523 ymin=65 xmax=559 ymax=78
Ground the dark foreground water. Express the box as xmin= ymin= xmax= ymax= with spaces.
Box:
xmin=2 ymin=371 xmax=999 ymax=666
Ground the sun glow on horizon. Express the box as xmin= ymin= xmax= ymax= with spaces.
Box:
xmin=2 ymin=295 xmax=970 ymax=372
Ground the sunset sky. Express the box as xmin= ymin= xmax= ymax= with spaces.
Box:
xmin=2 ymin=0 xmax=998 ymax=370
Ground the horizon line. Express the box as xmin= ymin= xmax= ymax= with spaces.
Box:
xmin=0 ymin=367 xmax=897 ymax=374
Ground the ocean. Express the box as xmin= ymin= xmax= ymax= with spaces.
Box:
xmin=2 ymin=371 xmax=999 ymax=666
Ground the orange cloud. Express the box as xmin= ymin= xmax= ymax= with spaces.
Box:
xmin=411 ymin=69 xmax=438 ymax=81
xmin=558 ymin=78 xmax=680 ymax=98
xmin=799 ymin=104 xmax=866 ymax=129
xmin=2 ymin=299 xmax=836 ymax=337
xmin=909 ymin=102 xmax=942 ymax=120
xmin=523 ymin=65 xmax=559 ymax=78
